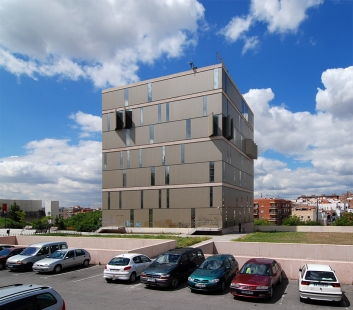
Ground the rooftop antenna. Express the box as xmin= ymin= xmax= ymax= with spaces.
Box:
xmin=216 ymin=52 xmax=224 ymax=65
xmin=189 ymin=61 xmax=197 ymax=70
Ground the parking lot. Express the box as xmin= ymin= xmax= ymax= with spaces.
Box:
xmin=0 ymin=265 xmax=352 ymax=310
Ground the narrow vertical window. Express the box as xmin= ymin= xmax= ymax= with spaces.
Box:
xmin=130 ymin=209 xmax=134 ymax=227
xmin=119 ymin=192 xmax=122 ymax=209
xmin=151 ymin=167 xmax=155 ymax=186
xmin=213 ymin=68 xmax=219 ymax=89
xmin=223 ymin=70 xmax=228 ymax=93
xmin=158 ymin=104 xmax=161 ymax=123
xmin=166 ymin=102 xmax=170 ymax=122
xmin=150 ymin=124 xmax=154 ymax=144
xmin=191 ymin=208 xmax=195 ymax=228
xmin=234 ymin=167 xmax=236 ymax=185
xmin=123 ymin=170 xmax=126 ymax=187
xmin=213 ymin=114 xmax=219 ymax=136
xmin=141 ymin=191 xmax=143 ymax=209
xmin=126 ymin=129 xmax=130 ymax=146
xmin=107 ymin=113 xmax=110 ymax=131
xmin=140 ymin=107 xmax=144 ymax=126
xmin=127 ymin=150 xmax=130 ymax=168
xmin=139 ymin=149 xmax=142 ymax=168
xmin=210 ymin=187 xmax=213 ymax=207
xmin=107 ymin=192 xmax=110 ymax=210
xmin=167 ymin=189 xmax=169 ymax=209
xmin=124 ymin=88 xmax=129 ymax=106
xmin=223 ymin=162 xmax=226 ymax=182
xmin=159 ymin=189 xmax=162 ymax=208
xmin=149 ymin=209 xmax=153 ymax=227
xmin=120 ymin=151 xmax=123 ymax=169
xmin=181 ymin=144 xmax=185 ymax=164
xmin=203 ymin=96 xmax=207 ymax=116
xmin=165 ymin=166 xmax=169 ymax=185
xmin=186 ymin=119 xmax=191 ymax=139
xmin=162 ymin=146 xmax=165 ymax=166
xmin=210 ymin=161 xmax=214 ymax=182
xmin=148 ymin=82 xmax=152 ymax=102
xmin=103 ymin=153 xmax=107 ymax=171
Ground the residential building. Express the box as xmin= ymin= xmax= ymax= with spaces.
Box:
xmin=254 ymin=198 xmax=292 ymax=225
xmin=291 ymin=206 xmax=317 ymax=222
xmin=102 ymin=63 xmax=257 ymax=232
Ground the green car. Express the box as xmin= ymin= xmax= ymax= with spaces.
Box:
xmin=188 ymin=254 xmax=239 ymax=292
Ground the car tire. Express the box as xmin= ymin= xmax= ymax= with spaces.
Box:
xmin=171 ymin=276 xmax=179 ymax=289
xmin=83 ymin=259 xmax=89 ymax=267
xmin=25 ymin=263 xmax=33 ymax=272
xmin=129 ymin=272 xmax=136 ymax=283
xmin=105 ymin=278 xmax=113 ymax=283
xmin=299 ymin=297 xmax=305 ymax=303
xmin=219 ymin=280 xmax=226 ymax=292
xmin=54 ymin=265 xmax=62 ymax=274
xmin=0 ymin=262 xmax=4 ymax=270
xmin=278 ymin=272 xmax=282 ymax=285
xmin=268 ymin=286 xmax=273 ymax=300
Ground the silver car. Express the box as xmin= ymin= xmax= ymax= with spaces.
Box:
xmin=33 ymin=248 xmax=90 ymax=274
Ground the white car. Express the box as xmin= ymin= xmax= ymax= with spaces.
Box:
xmin=104 ymin=253 xmax=153 ymax=283
xmin=298 ymin=264 xmax=343 ymax=303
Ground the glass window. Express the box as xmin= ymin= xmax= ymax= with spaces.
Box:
xmin=242 ymin=100 xmax=249 ymax=121
xmin=186 ymin=119 xmax=191 ymax=139
xmin=130 ymin=209 xmax=134 ymax=227
xmin=181 ymin=144 xmax=185 ymax=164
xmin=166 ymin=102 xmax=169 ymax=122
xmin=140 ymin=255 xmax=151 ymax=263
xmin=165 ymin=166 xmax=169 ymax=185
xmin=139 ymin=149 xmax=142 ymax=168
xmin=75 ymin=249 xmax=84 ymax=256
xmin=213 ymin=68 xmax=219 ymax=89
xmin=107 ymin=113 xmax=110 ymax=131
xmin=148 ymin=82 xmax=152 ymax=102
xmin=127 ymin=150 xmax=130 ymax=168
xmin=162 ymin=146 xmax=165 ymax=165
xmin=141 ymin=191 xmax=143 ymax=209
xmin=203 ymin=96 xmax=207 ymax=116
xmin=191 ymin=208 xmax=195 ymax=228
xmin=140 ymin=107 xmax=144 ymax=126
xmin=151 ymin=167 xmax=155 ymax=186
xmin=103 ymin=153 xmax=107 ymax=171
xmin=167 ymin=189 xmax=169 ymax=208
xmin=0 ymin=296 xmax=34 ymax=310
xmin=213 ymin=114 xmax=219 ymax=136
xmin=210 ymin=161 xmax=214 ymax=182
xmin=50 ymin=245 xmax=59 ymax=253
xmin=223 ymin=162 xmax=226 ymax=182
xmin=119 ymin=192 xmax=122 ymax=209
xmin=150 ymin=124 xmax=154 ymax=144
xmin=123 ymin=170 xmax=126 ymax=187
xmin=124 ymin=88 xmax=128 ymax=106
xmin=159 ymin=189 xmax=162 ymax=208
xmin=158 ymin=104 xmax=161 ymax=123
xmin=210 ymin=187 xmax=213 ymax=207
xmin=126 ymin=129 xmax=130 ymax=146
xmin=120 ymin=151 xmax=123 ymax=169
xmin=149 ymin=209 xmax=153 ymax=228
xmin=108 ymin=192 xmax=110 ymax=209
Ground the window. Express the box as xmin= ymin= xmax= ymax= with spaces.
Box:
xmin=124 ymin=88 xmax=128 ymax=106
xmin=148 ymin=82 xmax=152 ymax=102
xmin=75 ymin=249 xmax=85 ymax=256
xmin=223 ymin=162 xmax=226 ymax=182
xmin=66 ymin=250 xmax=75 ymax=258
xmin=36 ymin=293 xmax=58 ymax=309
xmin=162 ymin=146 xmax=165 ymax=165
xmin=223 ymin=70 xmax=228 ymax=92
xmin=165 ymin=166 xmax=169 ymax=185
xmin=213 ymin=68 xmax=219 ymax=89
xmin=126 ymin=129 xmax=130 ymax=146
xmin=140 ymin=255 xmax=151 ymax=263
xmin=103 ymin=153 xmax=107 ymax=171
xmin=203 ymin=96 xmax=207 ymax=116
xmin=150 ymin=124 xmax=154 ymax=143
xmin=50 ymin=245 xmax=59 ymax=253
xmin=166 ymin=102 xmax=169 ymax=122
xmin=151 ymin=167 xmax=155 ymax=186
xmin=149 ymin=209 xmax=153 ymax=227
xmin=107 ymin=113 xmax=110 ymax=131
xmin=141 ymin=191 xmax=143 ymax=209
xmin=133 ymin=256 xmax=142 ymax=264
xmin=210 ymin=161 xmax=214 ymax=182
xmin=242 ymin=100 xmax=249 ymax=121
xmin=130 ymin=209 xmax=134 ymax=227
xmin=210 ymin=187 xmax=213 ymax=207
xmin=126 ymin=150 xmax=130 ymax=168
xmin=108 ymin=192 xmax=110 ymax=209
xmin=139 ymin=149 xmax=142 ymax=168
xmin=159 ymin=189 xmax=162 ymax=208
xmin=181 ymin=144 xmax=185 ymax=164
xmin=120 ymin=151 xmax=123 ymax=169
xmin=158 ymin=104 xmax=161 ymax=123
xmin=140 ymin=107 xmax=144 ymax=126
xmin=191 ymin=208 xmax=195 ymax=228
xmin=123 ymin=170 xmax=126 ymax=187
xmin=213 ymin=114 xmax=219 ymax=136
xmin=167 ymin=189 xmax=169 ymax=208
xmin=119 ymin=192 xmax=122 ymax=209
xmin=186 ymin=119 xmax=191 ymax=139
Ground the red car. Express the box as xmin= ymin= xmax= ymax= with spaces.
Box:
xmin=230 ymin=258 xmax=282 ymax=300
xmin=0 ymin=247 xmax=26 ymax=270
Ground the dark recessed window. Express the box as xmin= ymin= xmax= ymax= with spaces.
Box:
xmin=139 ymin=149 xmax=142 ymax=168
xmin=210 ymin=187 xmax=213 ymax=207
xmin=151 ymin=167 xmax=155 ymax=186
xmin=181 ymin=144 xmax=185 ymax=164
xmin=123 ymin=170 xmax=126 ymax=187
xmin=159 ymin=189 xmax=162 ymax=208
xmin=158 ymin=104 xmax=161 ymax=123
xmin=210 ymin=161 xmax=214 ymax=182
xmin=165 ymin=166 xmax=170 ymax=185
xmin=166 ymin=102 xmax=170 ymax=122
xmin=149 ymin=209 xmax=153 ymax=227
xmin=141 ymin=191 xmax=144 ymax=209
xmin=107 ymin=192 xmax=110 ymax=210
xmin=167 ymin=189 xmax=169 ymax=209
xmin=119 ymin=192 xmax=122 ymax=209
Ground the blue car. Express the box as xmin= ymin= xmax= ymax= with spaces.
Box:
xmin=188 ymin=254 xmax=239 ymax=292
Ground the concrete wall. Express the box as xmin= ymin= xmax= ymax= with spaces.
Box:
xmin=256 ymin=225 xmax=353 ymax=233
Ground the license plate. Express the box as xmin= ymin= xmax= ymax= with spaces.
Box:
xmin=241 ymin=291 xmax=254 ymax=295
xmin=147 ymin=278 xmax=156 ymax=282
xmin=196 ymin=284 xmax=206 ymax=288
xmin=314 ymin=284 xmax=328 ymax=287
xmin=110 ymin=269 xmax=120 ymax=271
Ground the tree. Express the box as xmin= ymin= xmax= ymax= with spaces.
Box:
xmin=254 ymin=219 xmax=272 ymax=226
xmin=8 ymin=201 xmax=22 ymax=222
xmin=282 ymin=216 xmax=302 ymax=226
xmin=65 ymin=210 xmax=102 ymax=232
xmin=15 ymin=210 xmax=27 ymax=228
xmin=333 ymin=213 xmax=353 ymax=226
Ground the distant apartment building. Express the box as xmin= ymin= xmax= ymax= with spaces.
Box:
xmin=60 ymin=206 xmax=100 ymax=219
xmin=254 ymin=198 xmax=292 ymax=225
xmin=291 ymin=206 xmax=317 ymax=222
xmin=102 ymin=64 xmax=257 ymax=232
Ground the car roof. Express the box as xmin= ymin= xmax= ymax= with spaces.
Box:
xmin=164 ymin=247 xmax=198 ymax=255
xmin=28 ymin=241 xmax=67 ymax=247
xmin=0 ymin=244 xmax=13 ymax=247
xmin=245 ymin=258 xmax=275 ymax=265
xmin=0 ymin=284 xmax=50 ymax=300
xmin=306 ymin=264 xmax=333 ymax=271
xmin=56 ymin=248 xmax=86 ymax=251
xmin=113 ymin=253 xmax=144 ymax=259
xmin=206 ymin=254 xmax=233 ymax=260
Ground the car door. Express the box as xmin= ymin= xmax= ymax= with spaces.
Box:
xmin=272 ymin=261 xmax=279 ymax=285
xmin=178 ymin=254 xmax=190 ymax=278
xmin=36 ymin=246 xmax=50 ymax=261
xmin=63 ymin=250 xmax=76 ymax=269
xmin=132 ymin=256 xmax=145 ymax=275
xmin=139 ymin=255 xmax=152 ymax=271
xmin=74 ymin=249 xmax=86 ymax=266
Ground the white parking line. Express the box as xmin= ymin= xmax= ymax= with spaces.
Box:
xmin=39 ymin=265 xmax=102 ymax=279
xmin=72 ymin=274 xmax=102 ymax=282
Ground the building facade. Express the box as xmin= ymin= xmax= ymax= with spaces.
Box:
xmin=254 ymin=198 xmax=292 ymax=225
xmin=102 ymin=64 xmax=257 ymax=231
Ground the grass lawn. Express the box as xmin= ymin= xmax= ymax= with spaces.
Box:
xmin=233 ymin=232 xmax=353 ymax=245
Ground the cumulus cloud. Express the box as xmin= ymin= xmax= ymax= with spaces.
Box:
xmin=245 ymin=66 xmax=353 ymax=198
xmin=69 ymin=111 xmax=102 ymax=138
xmin=0 ymin=0 xmax=205 ymax=88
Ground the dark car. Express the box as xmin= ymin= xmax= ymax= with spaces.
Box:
xmin=188 ymin=254 xmax=239 ymax=292
xmin=0 ymin=247 xmax=26 ymax=270
xmin=140 ymin=247 xmax=205 ymax=289
xmin=230 ymin=258 xmax=282 ymax=300
xmin=0 ymin=245 xmax=13 ymax=252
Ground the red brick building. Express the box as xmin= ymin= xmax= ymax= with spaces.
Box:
xmin=254 ymin=198 xmax=292 ymax=225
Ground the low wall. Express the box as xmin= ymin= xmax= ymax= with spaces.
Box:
xmin=256 ymin=226 xmax=353 ymax=233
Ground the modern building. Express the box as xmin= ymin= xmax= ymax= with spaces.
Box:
xmin=0 ymin=199 xmax=42 ymax=220
xmin=102 ymin=63 xmax=257 ymax=233
xmin=254 ymin=198 xmax=292 ymax=225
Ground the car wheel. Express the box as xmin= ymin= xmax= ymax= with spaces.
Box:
xmin=299 ymin=297 xmax=305 ymax=303
xmin=83 ymin=259 xmax=89 ymax=267
xmin=278 ymin=272 xmax=282 ymax=285
xmin=129 ymin=272 xmax=136 ymax=283
xmin=25 ymin=263 xmax=33 ymax=272
xmin=54 ymin=265 xmax=62 ymax=274
xmin=171 ymin=276 xmax=179 ymax=289
xmin=219 ymin=280 xmax=226 ymax=292
xmin=268 ymin=286 xmax=273 ymax=300
xmin=0 ymin=262 xmax=4 ymax=270
xmin=105 ymin=278 xmax=113 ymax=283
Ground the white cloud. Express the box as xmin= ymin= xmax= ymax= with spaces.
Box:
xmin=69 ymin=111 xmax=102 ymax=138
xmin=220 ymin=15 xmax=253 ymax=43
xmin=242 ymin=36 xmax=260 ymax=54
xmin=0 ymin=0 xmax=205 ymax=88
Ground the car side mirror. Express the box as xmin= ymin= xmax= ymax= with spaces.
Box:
xmin=299 ymin=268 xmax=302 ymax=272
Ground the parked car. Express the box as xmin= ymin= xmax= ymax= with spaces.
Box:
xmin=33 ymin=248 xmax=90 ymax=274
xmin=0 ymin=284 xmax=65 ymax=310
xmin=0 ymin=247 xmax=26 ymax=270
xmin=0 ymin=245 xmax=13 ymax=251
xmin=104 ymin=253 xmax=153 ymax=283
xmin=140 ymin=247 xmax=205 ymax=289
xmin=298 ymin=264 xmax=343 ymax=303
xmin=188 ymin=254 xmax=239 ymax=292
xmin=230 ymin=258 xmax=282 ymax=299
xmin=6 ymin=241 xmax=68 ymax=271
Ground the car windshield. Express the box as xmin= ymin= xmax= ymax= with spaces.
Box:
xmin=49 ymin=251 xmax=66 ymax=259
xmin=305 ymin=271 xmax=337 ymax=282
xmin=154 ymin=254 xmax=180 ymax=265
xmin=108 ymin=257 xmax=130 ymax=266
xmin=199 ymin=259 xmax=224 ymax=270
xmin=240 ymin=263 xmax=271 ymax=276
xmin=0 ymin=249 xmax=12 ymax=256
xmin=20 ymin=247 xmax=39 ymax=256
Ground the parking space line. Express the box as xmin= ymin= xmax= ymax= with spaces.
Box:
xmin=39 ymin=265 xmax=102 ymax=279
xmin=72 ymin=274 xmax=102 ymax=282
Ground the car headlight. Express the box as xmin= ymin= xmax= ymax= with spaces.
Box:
xmin=160 ymin=274 xmax=170 ymax=279
xmin=230 ymin=283 xmax=240 ymax=288
xmin=188 ymin=277 xmax=194 ymax=281
xmin=16 ymin=261 xmax=24 ymax=264
xmin=209 ymin=279 xmax=220 ymax=283
xmin=256 ymin=286 xmax=269 ymax=290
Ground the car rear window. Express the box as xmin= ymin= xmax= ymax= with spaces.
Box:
xmin=108 ymin=257 xmax=130 ymax=266
xmin=35 ymin=292 xmax=57 ymax=309
xmin=305 ymin=271 xmax=337 ymax=282
xmin=0 ymin=296 xmax=34 ymax=310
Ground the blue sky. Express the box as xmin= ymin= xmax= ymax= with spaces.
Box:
xmin=0 ymin=0 xmax=352 ymax=208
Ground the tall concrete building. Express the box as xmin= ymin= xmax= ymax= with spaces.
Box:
xmin=102 ymin=63 xmax=257 ymax=233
